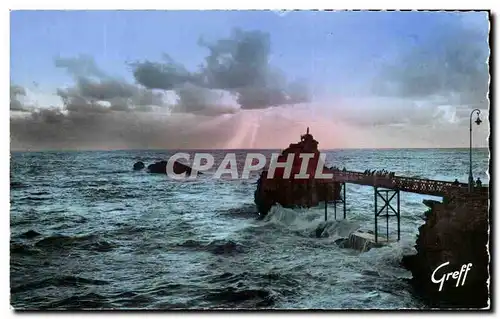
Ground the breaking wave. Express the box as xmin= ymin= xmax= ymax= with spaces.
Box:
xmin=260 ymin=204 xmax=361 ymax=240
xmin=32 ymin=234 xmax=116 ymax=252
xmin=176 ymin=239 xmax=246 ymax=255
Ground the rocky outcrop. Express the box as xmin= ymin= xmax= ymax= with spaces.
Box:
xmin=423 ymin=199 xmax=441 ymax=209
xmin=335 ymin=231 xmax=385 ymax=252
xmin=147 ymin=161 xmax=167 ymax=174
xmin=147 ymin=160 xmax=198 ymax=176
xmin=254 ymin=128 xmax=342 ymax=216
xmin=402 ymin=192 xmax=489 ymax=308
xmin=133 ymin=161 xmax=145 ymax=170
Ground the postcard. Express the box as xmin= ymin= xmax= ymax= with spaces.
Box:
xmin=10 ymin=10 xmax=491 ymax=310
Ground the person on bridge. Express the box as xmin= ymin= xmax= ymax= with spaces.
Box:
xmin=453 ymin=179 xmax=460 ymax=186
xmin=476 ymin=178 xmax=482 ymax=188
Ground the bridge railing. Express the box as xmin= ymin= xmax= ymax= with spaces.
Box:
xmin=328 ymin=170 xmax=473 ymax=196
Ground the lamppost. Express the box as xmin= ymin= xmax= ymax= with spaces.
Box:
xmin=469 ymin=109 xmax=482 ymax=192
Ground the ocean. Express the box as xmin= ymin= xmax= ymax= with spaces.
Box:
xmin=10 ymin=148 xmax=490 ymax=310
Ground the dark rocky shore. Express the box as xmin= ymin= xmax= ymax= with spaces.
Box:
xmin=133 ymin=160 xmax=198 ymax=176
xmin=402 ymin=191 xmax=489 ymax=308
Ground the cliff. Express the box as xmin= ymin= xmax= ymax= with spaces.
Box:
xmin=402 ymin=191 xmax=490 ymax=308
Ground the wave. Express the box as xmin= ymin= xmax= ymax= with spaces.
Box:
xmin=18 ymin=230 xmax=41 ymax=239
xmin=260 ymin=204 xmax=361 ymax=240
xmin=34 ymin=234 xmax=115 ymax=252
xmin=39 ymin=214 xmax=88 ymax=228
xmin=216 ymin=203 xmax=258 ymax=219
xmin=207 ymin=239 xmax=246 ymax=255
xmin=177 ymin=239 xmax=246 ymax=256
xmin=10 ymin=243 xmax=38 ymax=255
xmin=10 ymin=181 xmax=29 ymax=189
xmin=10 ymin=217 xmax=37 ymax=227
xmin=80 ymin=188 xmax=139 ymax=201
xmin=11 ymin=276 xmax=109 ymax=294
xmin=111 ymin=225 xmax=157 ymax=236
xmin=199 ymin=270 xmax=303 ymax=308
xmin=28 ymin=191 xmax=50 ymax=196
xmin=359 ymin=239 xmax=416 ymax=277
xmin=314 ymin=220 xmax=362 ymax=239
xmin=201 ymin=286 xmax=275 ymax=308
xmin=101 ymin=170 xmax=134 ymax=175
xmin=22 ymin=196 xmax=52 ymax=201
xmin=38 ymin=292 xmax=114 ymax=310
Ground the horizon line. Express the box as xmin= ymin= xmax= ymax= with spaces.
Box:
xmin=10 ymin=146 xmax=491 ymax=153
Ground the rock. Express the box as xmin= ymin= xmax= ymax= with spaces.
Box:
xmin=147 ymin=160 xmax=199 ymax=176
xmin=402 ymin=192 xmax=489 ymax=308
xmin=254 ymin=128 xmax=342 ymax=216
xmin=147 ymin=161 xmax=166 ymax=174
xmin=342 ymin=231 xmax=385 ymax=252
xmin=423 ymin=199 xmax=441 ymax=209
xmin=133 ymin=161 xmax=145 ymax=170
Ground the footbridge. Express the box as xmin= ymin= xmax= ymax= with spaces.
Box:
xmin=322 ymin=169 xmax=488 ymax=243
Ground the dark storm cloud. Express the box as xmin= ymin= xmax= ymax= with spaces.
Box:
xmin=374 ymin=16 xmax=489 ymax=110
xmin=134 ymin=90 xmax=165 ymax=107
xmin=10 ymin=111 xmax=239 ymax=151
xmin=172 ymin=83 xmax=237 ymax=116
xmin=236 ymin=86 xmax=287 ymax=109
xmin=77 ymin=77 xmax=136 ymax=100
xmin=12 ymin=52 xmax=239 ymax=149
xmin=56 ymin=87 xmax=110 ymax=113
xmin=130 ymin=55 xmax=198 ymax=90
xmin=30 ymin=108 xmax=66 ymax=123
xmin=286 ymin=79 xmax=310 ymax=104
xmin=198 ymin=29 xmax=272 ymax=90
xmin=198 ymin=28 xmax=312 ymax=108
xmin=10 ymin=28 xmax=313 ymax=150
xmin=55 ymin=56 xmax=168 ymax=113
xmin=131 ymin=28 xmax=311 ymax=110
xmin=10 ymin=84 xmax=28 ymax=111
xmin=54 ymin=54 xmax=108 ymax=79
xmin=50 ymin=29 xmax=313 ymax=117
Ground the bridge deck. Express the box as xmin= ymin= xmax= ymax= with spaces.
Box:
xmin=326 ymin=170 xmax=486 ymax=197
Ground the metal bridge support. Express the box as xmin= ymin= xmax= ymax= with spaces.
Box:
xmin=374 ymin=187 xmax=400 ymax=243
xmin=324 ymin=182 xmax=346 ymax=221
xmin=333 ymin=182 xmax=346 ymax=220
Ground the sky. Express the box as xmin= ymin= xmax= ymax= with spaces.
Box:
xmin=10 ymin=10 xmax=490 ymax=150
